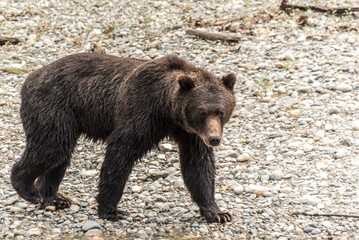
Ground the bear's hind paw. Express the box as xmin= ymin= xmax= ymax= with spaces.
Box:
xmin=99 ymin=209 xmax=130 ymax=221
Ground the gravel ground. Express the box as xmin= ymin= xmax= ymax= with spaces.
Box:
xmin=1 ymin=0 xmax=359 ymax=239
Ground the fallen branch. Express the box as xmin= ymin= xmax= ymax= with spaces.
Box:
xmin=280 ymin=0 xmax=359 ymax=15
xmin=292 ymin=211 xmax=359 ymax=218
xmin=0 ymin=36 xmax=19 ymax=46
xmin=185 ymin=29 xmax=240 ymax=42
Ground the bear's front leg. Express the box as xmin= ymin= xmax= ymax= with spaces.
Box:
xmin=96 ymin=129 xmax=152 ymax=221
xmin=176 ymin=133 xmax=232 ymax=223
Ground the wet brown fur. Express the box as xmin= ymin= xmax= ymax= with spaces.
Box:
xmin=11 ymin=53 xmax=236 ymax=223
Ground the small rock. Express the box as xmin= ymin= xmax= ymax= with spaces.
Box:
xmin=198 ymin=224 xmax=208 ymax=234
xmin=302 ymin=144 xmax=313 ymax=152
xmin=85 ymin=229 xmax=102 ymax=236
xmin=298 ymin=195 xmax=320 ymax=205
xmin=52 ymin=228 xmax=61 ymax=234
xmin=321 ymin=220 xmax=332 ymax=228
xmin=237 ymin=153 xmax=250 ymax=162
xmin=148 ymin=169 xmax=169 ymax=180
xmin=270 ymin=170 xmax=284 ymax=180
xmin=70 ymin=204 xmax=80 ymax=212
xmin=290 ymin=110 xmax=301 ymax=118
xmin=275 ymin=62 xmax=284 ymax=68
xmin=351 ymin=120 xmax=359 ymax=131
xmin=245 ymin=185 xmax=270 ymax=195
xmin=313 ymin=136 xmax=322 ymax=141
xmin=304 ymin=227 xmax=314 ymax=233
xmin=258 ymin=62 xmax=268 ymax=69
xmin=298 ymin=86 xmax=314 ymax=93
xmin=155 ymin=195 xmax=167 ymax=202
xmin=10 ymin=206 xmax=25 ymax=213
xmin=5 ymin=196 xmax=18 ymax=205
xmin=260 ymin=174 xmax=270 ymax=182
xmin=233 ymin=185 xmax=244 ymax=195
xmin=336 ymin=83 xmax=352 ymax=93
xmin=82 ymin=221 xmax=101 ymax=232
xmin=225 ymin=150 xmax=239 ymax=158
xmin=324 ymin=124 xmax=333 ymax=131
xmin=328 ymin=107 xmax=340 ymax=115
xmin=26 ymin=228 xmax=41 ymax=236
xmin=316 ymin=162 xmax=326 ymax=170
xmin=335 ymin=148 xmax=347 ymax=158
xmin=159 ymin=143 xmax=172 ymax=152
xmin=277 ymin=86 xmax=286 ymax=94
xmin=81 ymin=170 xmax=98 ymax=177
xmin=132 ymin=185 xmax=142 ymax=193
xmin=45 ymin=206 xmax=56 ymax=211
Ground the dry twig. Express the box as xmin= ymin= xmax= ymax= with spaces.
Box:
xmin=0 ymin=36 xmax=19 ymax=46
xmin=280 ymin=0 xmax=359 ymax=15
xmin=185 ymin=28 xmax=240 ymax=42
xmin=292 ymin=211 xmax=359 ymax=218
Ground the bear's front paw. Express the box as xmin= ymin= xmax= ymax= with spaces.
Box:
xmin=201 ymin=208 xmax=233 ymax=223
xmin=99 ymin=209 xmax=130 ymax=221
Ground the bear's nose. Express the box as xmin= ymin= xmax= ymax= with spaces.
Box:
xmin=208 ymin=136 xmax=221 ymax=146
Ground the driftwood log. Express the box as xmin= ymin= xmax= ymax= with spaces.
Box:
xmin=185 ymin=29 xmax=240 ymax=42
xmin=0 ymin=36 xmax=19 ymax=46
xmin=280 ymin=0 xmax=359 ymax=15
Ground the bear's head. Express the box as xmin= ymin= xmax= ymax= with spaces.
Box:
xmin=177 ymin=71 xmax=236 ymax=147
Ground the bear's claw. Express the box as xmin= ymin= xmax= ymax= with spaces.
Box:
xmin=202 ymin=209 xmax=233 ymax=223
xmin=42 ymin=193 xmax=72 ymax=209
xmin=214 ymin=212 xmax=232 ymax=223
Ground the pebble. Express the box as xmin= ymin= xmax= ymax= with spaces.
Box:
xmin=159 ymin=143 xmax=172 ymax=151
xmin=275 ymin=62 xmax=284 ymax=68
xmin=290 ymin=110 xmax=301 ymax=118
xmin=85 ymin=229 xmax=103 ymax=236
xmin=70 ymin=204 xmax=80 ymax=212
xmin=10 ymin=206 xmax=25 ymax=213
xmin=302 ymin=144 xmax=313 ymax=152
xmin=245 ymin=185 xmax=270 ymax=195
xmin=26 ymin=228 xmax=41 ymax=236
xmin=45 ymin=206 xmax=56 ymax=211
xmin=132 ymin=185 xmax=142 ymax=193
xmin=237 ymin=153 xmax=250 ymax=162
xmin=328 ymin=107 xmax=340 ymax=115
xmin=351 ymin=120 xmax=359 ymax=131
xmin=233 ymin=185 xmax=244 ymax=195
xmin=269 ymin=170 xmax=284 ymax=180
xmin=82 ymin=221 xmax=101 ymax=232
xmin=5 ymin=196 xmax=18 ymax=205
xmin=336 ymin=84 xmax=352 ymax=92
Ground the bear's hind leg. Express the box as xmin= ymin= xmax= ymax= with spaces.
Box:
xmin=35 ymin=160 xmax=72 ymax=209
xmin=11 ymin=146 xmax=48 ymax=204
xmin=11 ymin=115 xmax=78 ymax=208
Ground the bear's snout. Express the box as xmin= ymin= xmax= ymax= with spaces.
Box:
xmin=200 ymin=116 xmax=222 ymax=147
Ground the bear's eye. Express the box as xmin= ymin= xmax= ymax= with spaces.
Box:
xmin=199 ymin=111 xmax=207 ymax=117
xmin=215 ymin=110 xmax=224 ymax=117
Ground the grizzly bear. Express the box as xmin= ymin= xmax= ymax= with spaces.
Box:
xmin=11 ymin=53 xmax=236 ymax=223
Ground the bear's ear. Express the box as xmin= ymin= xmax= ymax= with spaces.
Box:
xmin=177 ymin=74 xmax=195 ymax=91
xmin=222 ymin=73 xmax=236 ymax=91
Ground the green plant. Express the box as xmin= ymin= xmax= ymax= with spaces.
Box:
xmin=257 ymin=74 xmax=272 ymax=97
xmin=5 ymin=68 xmax=29 ymax=74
